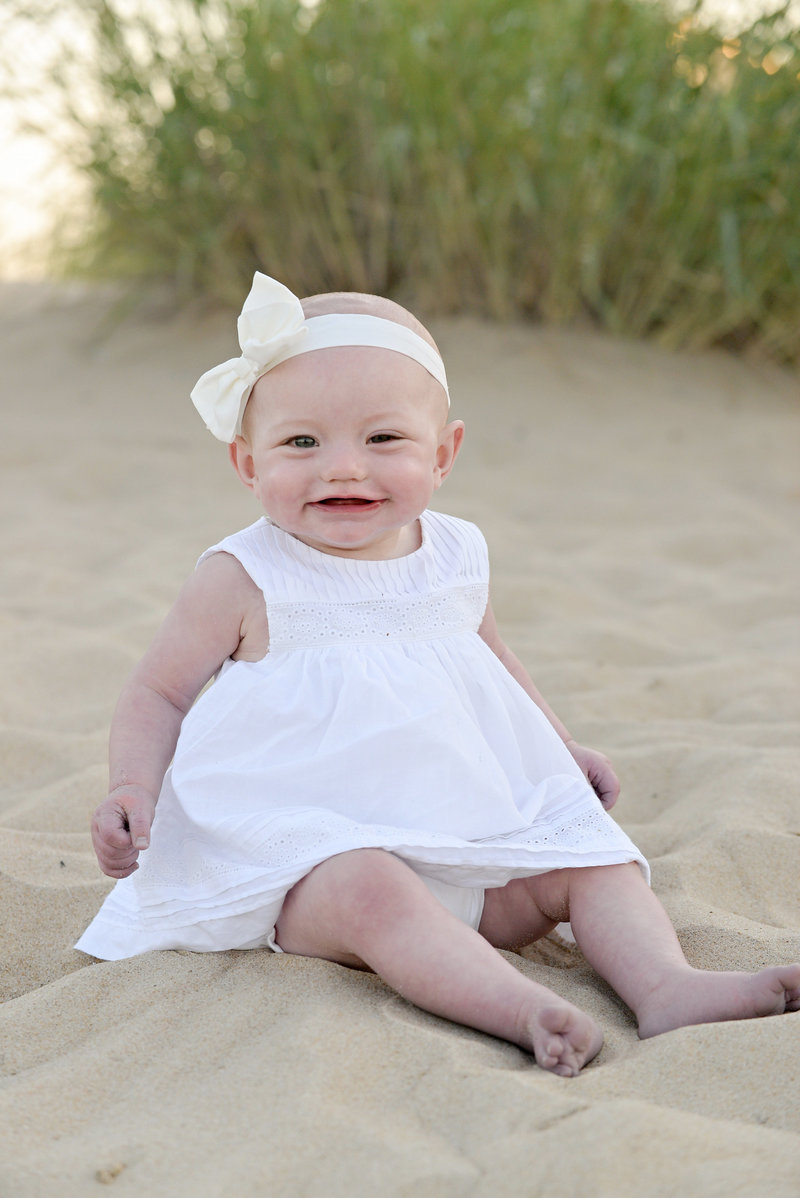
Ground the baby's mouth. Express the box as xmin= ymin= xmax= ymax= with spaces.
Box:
xmin=315 ymin=497 xmax=381 ymax=507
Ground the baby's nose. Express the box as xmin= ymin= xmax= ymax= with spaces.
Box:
xmin=320 ymin=443 xmax=368 ymax=481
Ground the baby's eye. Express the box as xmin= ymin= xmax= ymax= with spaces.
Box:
xmin=368 ymin=433 xmax=400 ymax=444
xmin=286 ymin=435 xmax=317 ymax=449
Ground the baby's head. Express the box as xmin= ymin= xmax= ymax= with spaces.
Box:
xmin=191 ymin=273 xmax=463 ymax=558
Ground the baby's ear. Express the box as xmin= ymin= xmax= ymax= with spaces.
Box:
xmin=434 ymin=420 xmax=465 ymax=487
xmin=228 ymin=438 xmax=257 ymax=491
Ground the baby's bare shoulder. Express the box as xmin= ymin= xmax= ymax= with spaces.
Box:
xmin=130 ymin=552 xmax=265 ymax=710
xmin=158 ymin=551 xmax=262 ymax=656
xmin=191 ymin=548 xmax=261 ymax=605
xmin=193 ymin=551 xmax=269 ymax=661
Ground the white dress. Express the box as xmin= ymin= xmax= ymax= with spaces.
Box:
xmin=76 ymin=511 xmax=648 ymax=960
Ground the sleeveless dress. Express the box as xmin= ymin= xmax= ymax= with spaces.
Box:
xmin=76 ymin=511 xmax=648 ymax=960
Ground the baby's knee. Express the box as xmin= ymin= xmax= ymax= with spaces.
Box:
xmin=277 ymin=849 xmax=409 ymax=959
xmin=296 ymin=848 xmax=409 ymax=918
xmin=323 ymin=848 xmax=414 ymax=913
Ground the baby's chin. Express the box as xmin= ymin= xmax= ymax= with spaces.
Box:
xmin=285 ymin=517 xmax=422 ymax=560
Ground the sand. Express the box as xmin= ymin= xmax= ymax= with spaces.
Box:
xmin=0 ymin=281 xmax=798 ymax=1197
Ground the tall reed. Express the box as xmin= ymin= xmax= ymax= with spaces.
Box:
xmin=7 ymin=0 xmax=800 ymax=358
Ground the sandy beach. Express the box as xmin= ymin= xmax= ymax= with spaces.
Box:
xmin=1 ymin=281 xmax=798 ymax=1196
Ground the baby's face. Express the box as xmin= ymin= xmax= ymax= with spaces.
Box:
xmin=230 ymin=344 xmax=462 ymax=559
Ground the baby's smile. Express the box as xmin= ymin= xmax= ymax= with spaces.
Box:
xmin=314 ymin=496 xmax=384 ymax=508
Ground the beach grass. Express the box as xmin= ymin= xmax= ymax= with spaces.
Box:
xmin=6 ymin=0 xmax=800 ymax=359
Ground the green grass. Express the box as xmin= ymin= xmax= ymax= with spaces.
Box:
xmin=7 ymin=0 xmax=800 ymax=359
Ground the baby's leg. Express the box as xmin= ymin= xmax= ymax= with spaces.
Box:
xmin=275 ymin=849 xmax=602 ymax=1076
xmin=484 ymin=864 xmax=800 ymax=1038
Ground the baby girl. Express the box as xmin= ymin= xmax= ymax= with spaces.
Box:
xmin=78 ymin=273 xmax=800 ymax=1077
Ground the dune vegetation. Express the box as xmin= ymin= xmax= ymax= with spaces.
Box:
xmin=6 ymin=0 xmax=800 ymax=358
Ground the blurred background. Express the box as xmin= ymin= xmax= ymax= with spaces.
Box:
xmin=1 ymin=0 xmax=798 ymax=359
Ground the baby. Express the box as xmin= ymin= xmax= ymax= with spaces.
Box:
xmin=78 ymin=273 xmax=800 ymax=1077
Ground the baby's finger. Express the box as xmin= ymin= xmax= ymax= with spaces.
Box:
xmin=600 ymin=782 xmax=620 ymax=810
xmin=94 ymin=830 xmax=142 ymax=874
xmin=593 ymin=765 xmax=620 ymax=810
xmin=94 ymin=837 xmax=137 ymax=869
xmin=93 ymin=807 xmax=133 ymax=851
xmin=99 ymin=857 xmax=140 ymax=879
xmin=125 ymin=807 xmax=152 ymax=851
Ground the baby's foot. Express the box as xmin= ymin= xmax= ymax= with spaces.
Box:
xmin=525 ymin=1001 xmax=604 ymax=1077
xmin=637 ymin=964 xmax=800 ymax=1040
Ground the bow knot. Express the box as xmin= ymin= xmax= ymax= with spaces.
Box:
xmin=191 ymin=273 xmax=308 ymax=442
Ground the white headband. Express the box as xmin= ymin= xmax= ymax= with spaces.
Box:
xmin=190 ymin=272 xmax=449 ymax=442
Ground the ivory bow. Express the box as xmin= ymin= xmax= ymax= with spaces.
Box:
xmin=190 ymin=273 xmax=308 ymax=442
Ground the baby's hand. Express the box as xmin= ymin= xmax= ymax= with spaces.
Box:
xmin=91 ymin=785 xmax=156 ymax=878
xmin=565 ymin=741 xmax=620 ymax=810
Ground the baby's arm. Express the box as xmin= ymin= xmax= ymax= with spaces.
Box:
xmin=478 ymin=601 xmax=620 ymax=810
xmin=92 ymin=552 xmax=266 ymax=878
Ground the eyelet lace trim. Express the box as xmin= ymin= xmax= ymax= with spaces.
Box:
xmin=127 ymin=800 xmax=642 ymax=901
xmin=266 ymin=583 xmax=488 ymax=648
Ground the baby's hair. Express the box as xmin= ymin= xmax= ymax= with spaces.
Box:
xmin=300 ymin=292 xmax=441 ymax=355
